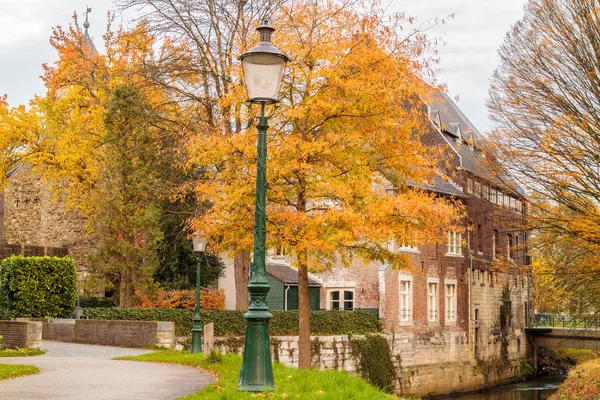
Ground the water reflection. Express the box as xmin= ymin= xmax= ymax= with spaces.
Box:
xmin=437 ymin=376 xmax=565 ymax=400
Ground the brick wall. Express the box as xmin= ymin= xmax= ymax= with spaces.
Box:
xmin=19 ymin=318 xmax=174 ymax=348
xmin=1 ymin=163 xmax=96 ymax=268
xmin=0 ymin=320 xmax=42 ymax=349
xmin=317 ymin=257 xmax=380 ymax=310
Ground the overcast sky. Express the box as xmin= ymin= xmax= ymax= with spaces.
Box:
xmin=0 ymin=0 xmax=527 ymax=132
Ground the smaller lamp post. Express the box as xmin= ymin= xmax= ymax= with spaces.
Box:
xmin=75 ymin=266 xmax=89 ymax=320
xmin=191 ymin=232 xmax=207 ymax=354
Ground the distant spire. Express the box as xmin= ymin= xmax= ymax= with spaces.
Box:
xmin=84 ymin=6 xmax=91 ymax=34
xmin=82 ymin=6 xmax=97 ymax=56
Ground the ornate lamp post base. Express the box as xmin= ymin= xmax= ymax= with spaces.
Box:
xmin=238 ymin=284 xmax=274 ymax=391
xmin=190 ymin=311 xmax=203 ymax=354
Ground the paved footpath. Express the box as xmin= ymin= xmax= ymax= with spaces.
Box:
xmin=0 ymin=341 xmax=214 ymax=400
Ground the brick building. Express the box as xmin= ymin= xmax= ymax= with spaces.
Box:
xmin=315 ymin=90 xmax=530 ymax=395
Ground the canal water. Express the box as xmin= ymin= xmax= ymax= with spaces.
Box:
xmin=437 ymin=376 xmax=565 ymax=400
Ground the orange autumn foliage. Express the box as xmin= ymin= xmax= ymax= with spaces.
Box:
xmin=136 ymin=288 xmax=226 ymax=311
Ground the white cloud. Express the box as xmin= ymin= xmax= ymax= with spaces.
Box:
xmin=0 ymin=0 xmax=528 ymax=132
xmin=393 ymin=0 xmax=528 ymax=131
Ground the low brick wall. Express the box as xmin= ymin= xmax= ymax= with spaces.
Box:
xmin=0 ymin=320 xmax=42 ymax=349
xmin=16 ymin=319 xmax=174 ymax=349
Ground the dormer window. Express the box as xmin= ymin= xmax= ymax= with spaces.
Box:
xmin=482 ymin=185 xmax=489 ymax=200
xmin=474 ymin=181 xmax=481 ymax=198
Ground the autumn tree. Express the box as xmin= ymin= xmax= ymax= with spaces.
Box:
xmin=185 ymin=0 xmax=462 ymax=368
xmin=117 ymin=0 xmax=284 ymax=311
xmin=488 ymin=0 xmax=600 ymax=307
xmin=0 ymin=16 xmax=190 ymax=306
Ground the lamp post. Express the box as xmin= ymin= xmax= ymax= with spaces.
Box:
xmin=191 ymin=232 xmax=207 ymax=354
xmin=75 ymin=267 xmax=89 ymax=320
xmin=238 ymin=19 xmax=289 ymax=392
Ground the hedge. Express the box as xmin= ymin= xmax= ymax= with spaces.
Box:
xmin=84 ymin=308 xmax=381 ymax=336
xmin=0 ymin=256 xmax=77 ymax=318
xmin=79 ymin=296 xmax=118 ymax=308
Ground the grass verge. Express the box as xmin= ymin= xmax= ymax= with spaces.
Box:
xmin=552 ymin=348 xmax=600 ymax=365
xmin=549 ymin=358 xmax=600 ymax=400
xmin=0 ymin=364 xmax=39 ymax=380
xmin=115 ymin=350 xmax=416 ymax=400
xmin=0 ymin=348 xmax=45 ymax=357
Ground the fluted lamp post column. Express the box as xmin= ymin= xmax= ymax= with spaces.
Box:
xmin=75 ymin=266 xmax=89 ymax=320
xmin=237 ymin=19 xmax=289 ymax=392
xmin=190 ymin=232 xmax=207 ymax=354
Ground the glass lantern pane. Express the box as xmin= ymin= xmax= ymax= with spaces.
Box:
xmin=242 ymin=53 xmax=286 ymax=101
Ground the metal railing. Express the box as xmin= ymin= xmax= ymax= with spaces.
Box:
xmin=532 ymin=313 xmax=600 ymax=330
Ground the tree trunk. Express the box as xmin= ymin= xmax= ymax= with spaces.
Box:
xmin=119 ymin=266 xmax=136 ymax=308
xmin=297 ymin=249 xmax=311 ymax=369
xmin=234 ymin=250 xmax=250 ymax=311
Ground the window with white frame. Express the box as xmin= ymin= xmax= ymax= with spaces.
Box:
xmin=328 ymin=289 xmax=354 ymax=310
xmin=398 ymin=241 xmax=418 ymax=252
xmin=493 ymin=229 xmax=499 ymax=259
xmin=399 ymin=278 xmax=412 ymax=323
xmin=467 ymin=178 xmax=473 ymax=194
xmin=507 ymin=234 xmax=514 ymax=260
xmin=467 ymin=222 xmax=472 ymax=251
xmin=428 ymin=281 xmax=438 ymax=322
xmin=446 ymin=231 xmax=462 ymax=255
xmin=497 ymin=192 xmax=504 ymax=206
xmin=482 ymin=185 xmax=489 ymax=200
xmin=474 ymin=181 xmax=481 ymax=198
xmin=490 ymin=188 xmax=497 ymax=203
xmin=445 ymin=282 xmax=457 ymax=323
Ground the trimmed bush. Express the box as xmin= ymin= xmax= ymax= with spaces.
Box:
xmin=85 ymin=307 xmax=381 ymax=336
xmin=0 ymin=256 xmax=77 ymax=318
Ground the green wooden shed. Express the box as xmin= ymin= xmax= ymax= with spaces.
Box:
xmin=266 ymin=263 xmax=321 ymax=310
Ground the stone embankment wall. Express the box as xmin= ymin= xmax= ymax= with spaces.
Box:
xmin=0 ymin=320 xmax=42 ymax=349
xmin=16 ymin=318 xmax=174 ymax=349
xmin=213 ymin=332 xmax=530 ymax=398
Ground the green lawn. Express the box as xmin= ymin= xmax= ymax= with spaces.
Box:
xmin=0 ymin=348 xmax=45 ymax=357
xmin=0 ymin=364 xmax=39 ymax=380
xmin=116 ymin=350 xmax=415 ymax=400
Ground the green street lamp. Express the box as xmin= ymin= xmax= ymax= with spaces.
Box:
xmin=237 ymin=19 xmax=289 ymax=392
xmin=75 ymin=266 xmax=89 ymax=320
xmin=190 ymin=232 xmax=207 ymax=354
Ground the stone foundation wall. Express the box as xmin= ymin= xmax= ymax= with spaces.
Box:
xmin=213 ymin=331 xmax=531 ymax=398
xmin=17 ymin=318 xmax=174 ymax=349
xmin=0 ymin=320 xmax=42 ymax=349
